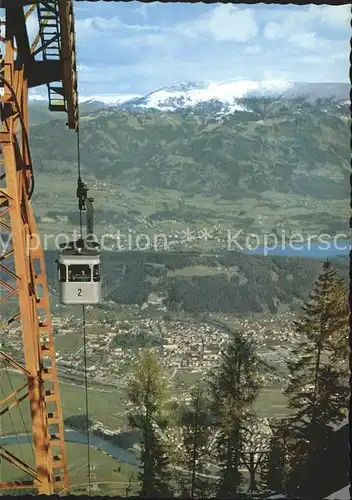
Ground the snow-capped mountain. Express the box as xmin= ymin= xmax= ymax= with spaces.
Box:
xmin=120 ymin=80 xmax=349 ymax=113
xmin=28 ymin=80 xmax=349 ymax=116
xmin=124 ymin=79 xmax=295 ymax=112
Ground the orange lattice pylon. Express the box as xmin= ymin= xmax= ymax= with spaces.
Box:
xmin=0 ymin=27 xmax=68 ymax=495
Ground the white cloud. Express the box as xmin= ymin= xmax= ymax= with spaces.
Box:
xmin=263 ymin=5 xmax=350 ymax=41
xmin=288 ymin=32 xmax=328 ymax=51
xmin=263 ymin=21 xmax=286 ymax=41
xmin=75 ymin=17 xmax=115 ymax=38
xmin=176 ymin=5 xmax=259 ymax=42
xmin=243 ymin=45 xmax=262 ymax=55
xmin=307 ymin=5 xmax=351 ymax=29
xmin=76 ymin=15 xmax=167 ymax=40
xmin=115 ymin=33 xmax=168 ymax=48
xmin=134 ymin=2 xmax=158 ymax=20
xmin=261 ymin=5 xmax=349 ymax=74
xmin=287 ymin=32 xmax=348 ymax=69
xmin=76 ymin=5 xmax=259 ymax=45
xmin=71 ymin=4 xmax=349 ymax=94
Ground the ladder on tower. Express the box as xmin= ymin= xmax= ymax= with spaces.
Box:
xmin=36 ymin=1 xmax=66 ymax=113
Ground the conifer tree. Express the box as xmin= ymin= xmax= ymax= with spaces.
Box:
xmin=180 ymin=385 xmax=214 ymax=498
xmin=128 ymin=349 xmax=173 ymax=497
xmin=208 ymin=331 xmax=266 ymax=497
xmin=283 ymin=260 xmax=348 ymax=498
xmin=260 ymin=419 xmax=292 ymax=495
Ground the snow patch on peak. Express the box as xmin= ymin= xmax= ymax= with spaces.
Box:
xmin=79 ymin=94 xmax=142 ymax=105
xmin=158 ymin=81 xmax=208 ymax=92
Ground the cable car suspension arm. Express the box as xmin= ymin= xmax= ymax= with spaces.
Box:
xmin=76 ymin=172 xmax=95 ymax=241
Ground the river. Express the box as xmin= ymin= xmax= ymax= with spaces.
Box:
xmin=0 ymin=428 xmax=140 ymax=467
xmin=242 ymin=239 xmax=350 ymax=258
xmin=0 ymin=429 xmax=220 ymax=480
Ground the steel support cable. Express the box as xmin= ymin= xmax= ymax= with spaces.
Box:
xmin=81 ymin=303 xmax=91 ymax=495
xmin=75 ymin=116 xmax=92 ymax=494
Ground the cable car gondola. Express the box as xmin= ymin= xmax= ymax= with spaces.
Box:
xmin=57 ymin=239 xmax=101 ymax=305
xmin=57 ymin=180 xmax=101 ymax=305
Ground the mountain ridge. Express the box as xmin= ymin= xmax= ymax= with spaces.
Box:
xmin=29 ymin=80 xmax=349 ymax=117
xmin=29 ymin=96 xmax=349 ymax=199
xmin=27 ymin=93 xmax=349 ymax=246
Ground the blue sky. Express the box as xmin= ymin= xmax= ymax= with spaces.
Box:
xmin=37 ymin=3 xmax=352 ymax=96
